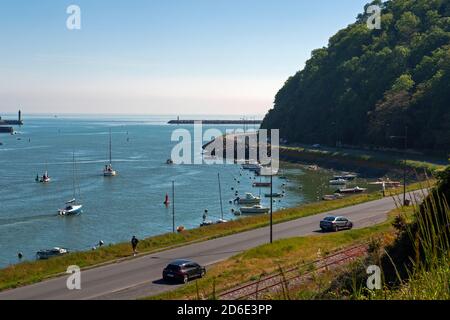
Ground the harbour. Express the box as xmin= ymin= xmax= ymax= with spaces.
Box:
xmin=0 ymin=115 xmax=380 ymax=268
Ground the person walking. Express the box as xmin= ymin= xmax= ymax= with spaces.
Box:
xmin=131 ymin=236 xmax=139 ymax=256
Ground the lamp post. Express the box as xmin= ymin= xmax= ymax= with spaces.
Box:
xmin=172 ymin=180 xmax=175 ymax=233
xmin=270 ymin=173 xmax=273 ymax=244
xmin=390 ymin=126 xmax=408 ymax=206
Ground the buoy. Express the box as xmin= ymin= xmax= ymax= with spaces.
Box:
xmin=164 ymin=194 xmax=170 ymax=206
xmin=18 ymin=252 xmax=23 ymax=259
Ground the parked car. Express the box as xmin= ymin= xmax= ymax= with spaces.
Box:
xmin=320 ymin=216 xmax=353 ymax=232
xmin=163 ymin=259 xmax=206 ymax=283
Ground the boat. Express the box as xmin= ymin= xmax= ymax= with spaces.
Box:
xmin=336 ymin=186 xmax=367 ymax=194
xmin=329 ymin=178 xmax=347 ymax=185
xmin=239 ymin=205 xmax=270 ymax=214
xmin=307 ymin=165 xmax=319 ymax=171
xmin=36 ymin=247 xmax=69 ymax=260
xmin=369 ymin=179 xmax=401 ymax=188
xmin=201 ymin=173 xmax=228 ymax=227
xmin=334 ymin=174 xmax=357 ymax=181
xmin=242 ymin=163 xmax=262 ymax=171
xmin=200 ymin=220 xmax=214 ymax=227
xmin=58 ymin=199 xmax=83 ymax=216
xmin=59 ymin=153 xmax=83 ymax=216
xmin=103 ymin=129 xmax=117 ymax=177
xmin=236 ymin=193 xmax=261 ymax=205
xmin=265 ymin=193 xmax=283 ymax=198
xmin=253 ymin=182 xmax=272 ymax=188
xmin=322 ymin=193 xmax=345 ymax=201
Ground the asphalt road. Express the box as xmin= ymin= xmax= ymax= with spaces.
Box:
xmin=0 ymin=191 xmax=423 ymax=300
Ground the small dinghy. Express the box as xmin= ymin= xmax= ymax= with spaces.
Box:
xmin=239 ymin=205 xmax=270 ymax=215
xmin=236 ymin=193 xmax=261 ymax=205
xmin=36 ymin=247 xmax=69 ymax=260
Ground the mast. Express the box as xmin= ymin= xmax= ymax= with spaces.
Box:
xmin=109 ymin=128 xmax=112 ymax=165
xmin=172 ymin=181 xmax=175 ymax=233
xmin=72 ymin=152 xmax=76 ymax=201
xmin=218 ymin=173 xmax=224 ymax=220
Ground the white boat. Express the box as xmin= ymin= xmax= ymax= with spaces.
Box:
xmin=336 ymin=186 xmax=367 ymax=194
xmin=103 ymin=129 xmax=117 ymax=177
xmin=59 ymin=199 xmax=83 ymax=216
xmin=323 ymin=193 xmax=345 ymax=201
xmin=334 ymin=174 xmax=357 ymax=181
xmin=36 ymin=247 xmax=68 ymax=260
xmin=237 ymin=193 xmax=261 ymax=205
xmin=239 ymin=205 xmax=270 ymax=214
xmin=329 ymin=178 xmax=347 ymax=185
xmin=59 ymin=153 xmax=83 ymax=216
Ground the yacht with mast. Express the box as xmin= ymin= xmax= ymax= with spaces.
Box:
xmin=59 ymin=152 xmax=83 ymax=216
xmin=103 ymin=129 xmax=117 ymax=177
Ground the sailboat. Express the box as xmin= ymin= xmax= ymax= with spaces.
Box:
xmin=36 ymin=162 xmax=51 ymax=183
xmin=200 ymin=173 xmax=227 ymax=227
xmin=58 ymin=152 xmax=83 ymax=216
xmin=103 ymin=129 xmax=117 ymax=177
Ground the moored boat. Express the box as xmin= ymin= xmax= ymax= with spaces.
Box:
xmin=336 ymin=186 xmax=367 ymax=194
xmin=252 ymin=182 xmax=272 ymax=188
xmin=264 ymin=193 xmax=283 ymax=198
xmin=329 ymin=178 xmax=347 ymax=185
xmin=36 ymin=247 xmax=68 ymax=260
xmin=239 ymin=205 xmax=270 ymax=214
xmin=236 ymin=193 xmax=261 ymax=205
xmin=103 ymin=129 xmax=117 ymax=177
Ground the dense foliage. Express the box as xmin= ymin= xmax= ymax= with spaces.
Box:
xmin=262 ymin=0 xmax=450 ymax=151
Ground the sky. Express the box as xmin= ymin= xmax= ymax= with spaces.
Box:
xmin=0 ymin=0 xmax=369 ymax=116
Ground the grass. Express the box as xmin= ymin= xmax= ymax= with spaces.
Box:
xmin=280 ymin=146 xmax=447 ymax=174
xmin=0 ymin=181 xmax=427 ymax=292
xmin=149 ymin=206 xmax=405 ymax=300
xmin=288 ymin=179 xmax=450 ymax=301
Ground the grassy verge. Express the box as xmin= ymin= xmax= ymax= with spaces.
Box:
xmin=0 ymin=181 xmax=427 ymax=292
xmin=280 ymin=146 xmax=446 ymax=174
xmin=149 ymin=206 xmax=407 ymax=300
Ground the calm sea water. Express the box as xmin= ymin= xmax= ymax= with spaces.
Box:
xmin=0 ymin=115 xmax=373 ymax=268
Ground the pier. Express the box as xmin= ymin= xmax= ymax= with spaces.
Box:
xmin=168 ymin=119 xmax=262 ymax=125
xmin=0 ymin=110 xmax=23 ymax=133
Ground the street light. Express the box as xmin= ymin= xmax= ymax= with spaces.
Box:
xmin=390 ymin=126 xmax=408 ymax=206
xmin=172 ymin=181 xmax=175 ymax=233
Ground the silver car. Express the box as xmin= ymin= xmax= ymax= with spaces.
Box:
xmin=320 ymin=216 xmax=353 ymax=232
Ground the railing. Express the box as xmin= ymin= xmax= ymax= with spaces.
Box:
xmin=218 ymin=243 xmax=368 ymax=300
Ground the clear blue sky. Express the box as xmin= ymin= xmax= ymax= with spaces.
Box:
xmin=0 ymin=0 xmax=369 ymax=115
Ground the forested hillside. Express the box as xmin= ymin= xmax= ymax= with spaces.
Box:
xmin=262 ymin=0 xmax=450 ymax=151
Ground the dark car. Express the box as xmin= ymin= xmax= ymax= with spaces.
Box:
xmin=163 ymin=260 xmax=206 ymax=283
xmin=320 ymin=216 xmax=353 ymax=232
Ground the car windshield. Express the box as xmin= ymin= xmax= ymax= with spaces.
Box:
xmin=166 ymin=264 xmax=181 ymax=271
xmin=324 ymin=217 xmax=336 ymax=222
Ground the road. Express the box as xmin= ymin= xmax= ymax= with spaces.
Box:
xmin=0 ymin=191 xmax=423 ymax=300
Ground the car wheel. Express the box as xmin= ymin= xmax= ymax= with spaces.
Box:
xmin=201 ymin=270 xmax=206 ymax=278
xmin=334 ymin=225 xmax=339 ymax=232
xmin=183 ymin=275 xmax=189 ymax=284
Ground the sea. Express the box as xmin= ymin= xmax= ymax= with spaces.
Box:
xmin=0 ymin=114 xmax=372 ymax=268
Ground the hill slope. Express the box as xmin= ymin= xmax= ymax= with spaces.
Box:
xmin=262 ymin=0 xmax=450 ymax=151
